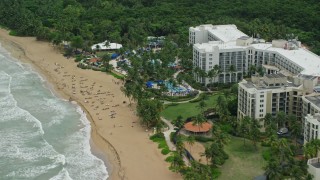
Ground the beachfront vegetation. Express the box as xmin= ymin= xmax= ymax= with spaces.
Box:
xmin=0 ymin=0 xmax=319 ymax=54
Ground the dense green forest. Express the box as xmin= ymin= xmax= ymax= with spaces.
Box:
xmin=0 ymin=0 xmax=319 ymax=54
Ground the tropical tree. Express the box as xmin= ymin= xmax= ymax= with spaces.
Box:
xmin=213 ymin=65 xmax=221 ymax=83
xmin=185 ymin=135 xmax=195 ymax=153
xmin=207 ymin=69 xmax=215 ymax=87
xmin=239 ymin=116 xmax=251 ymax=146
xmin=197 ymin=99 xmax=207 ymax=114
xmin=288 ymin=114 xmax=302 ymax=147
xmin=102 ymin=53 xmax=112 ymax=70
xmin=169 ymin=152 xmax=184 ymax=173
xmin=212 ymin=125 xmax=229 ymax=147
xmin=172 ymin=115 xmax=185 ymax=130
xmin=305 ymin=139 xmax=320 ymax=158
xmin=265 ymin=159 xmax=283 ymax=180
xmin=249 ymin=65 xmax=256 ymax=77
xmin=204 ymin=140 xmax=228 ymax=167
xmin=175 ymin=134 xmax=185 ymax=155
xmin=71 ymin=35 xmax=84 ymax=50
xmin=229 ymin=64 xmax=236 ymax=82
xmin=193 ymin=114 xmax=206 ymax=134
xmin=276 ymin=111 xmax=286 ymax=128
xmin=264 ymin=113 xmax=277 ymax=137
xmin=215 ymin=95 xmax=230 ymax=122
xmin=250 ymin=118 xmax=262 ymax=149
xmin=136 ymin=99 xmax=163 ymax=130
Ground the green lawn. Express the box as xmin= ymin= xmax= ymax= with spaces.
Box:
xmin=161 ymin=93 xmax=222 ymax=121
xmin=218 ymin=136 xmax=267 ymax=180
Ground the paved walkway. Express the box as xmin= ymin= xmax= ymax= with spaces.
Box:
xmin=161 ymin=117 xmax=190 ymax=166
xmin=161 ymin=117 xmax=176 ymax=151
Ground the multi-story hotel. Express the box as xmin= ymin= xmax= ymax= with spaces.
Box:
xmin=190 ymin=24 xmax=320 ymax=85
xmin=237 ymin=74 xmax=310 ymax=122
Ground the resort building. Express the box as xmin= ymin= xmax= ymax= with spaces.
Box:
xmin=91 ymin=40 xmax=122 ymax=51
xmin=237 ymin=73 xmax=320 ymax=124
xmin=307 ymin=157 xmax=320 ymax=180
xmin=190 ymin=24 xmax=320 ymax=85
xmin=189 ymin=24 xmax=247 ymax=44
xmin=304 ymin=114 xmax=320 ymax=143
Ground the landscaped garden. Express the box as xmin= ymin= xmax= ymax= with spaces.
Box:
xmin=218 ymin=136 xmax=267 ymax=180
xmin=161 ymin=93 xmax=223 ymax=121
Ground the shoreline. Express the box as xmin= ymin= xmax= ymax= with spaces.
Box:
xmin=0 ymin=28 xmax=181 ymax=180
xmin=0 ymin=32 xmax=121 ymax=179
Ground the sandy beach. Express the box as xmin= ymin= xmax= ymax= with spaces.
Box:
xmin=0 ymin=29 xmax=181 ymax=180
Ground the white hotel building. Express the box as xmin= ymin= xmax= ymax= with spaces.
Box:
xmin=190 ymin=24 xmax=320 ymax=85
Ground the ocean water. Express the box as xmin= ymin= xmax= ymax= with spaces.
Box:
xmin=0 ymin=45 xmax=108 ymax=180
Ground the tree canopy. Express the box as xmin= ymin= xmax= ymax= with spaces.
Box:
xmin=0 ymin=0 xmax=319 ymax=54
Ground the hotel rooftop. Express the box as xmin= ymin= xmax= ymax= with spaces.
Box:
xmin=190 ymin=24 xmax=248 ymax=43
xmin=194 ymin=39 xmax=320 ymax=77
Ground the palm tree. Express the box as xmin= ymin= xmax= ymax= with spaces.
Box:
xmin=249 ymin=64 xmax=256 ymax=77
xmin=102 ymin=53 xmax=111 ymax=71
xmin=120 ymin=86 xmax=132 ymax=105
xmin=250 ymin=118 xmax=261 ymax=150
xmin=185 ymin=135 xmax=195 ymax=154
xmin=265 ymin=159 xmax=283 ymax=180
xmin=288 ymin=114 xmax=301 ymax=147
xmin=175 ymin=135 xmax=185 ymax=155
xmin=207 ymin=69 xmax=215 ymax=87
xmin=310 ymin=139 xmax=320 ymax=158
xmin=276 ymin=111 xmax=286 ymax=128
xmin=213 ymin=65 xmax=221 ymax=83
xmin=193 ymin=114 xmax=206 ymax=134
xmin=199 ymin=69 xmax=207 ymax=84
xmin=169 ymin=152 xmax=184 ymax=172
xmin=212 ymin=125 xmax=229 ymax=147
xmin=240 ymin=116 xmax=251 ymax=146
xmin=197 ymin=99 xmax=207 ymax=113
xmin=229 ymin=64 xmax=236 ymax=83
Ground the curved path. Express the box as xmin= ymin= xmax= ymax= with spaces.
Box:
xmin=161 ymin=117 xmax=190 ymax=166
xmin=162 ymin=90 xmax=202 ymax=105
xmin=161 ymin=117 xmax=176 ymax=151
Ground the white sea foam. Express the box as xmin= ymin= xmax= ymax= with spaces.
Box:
xmin=50 ymin=168 xmax=73 ymax=180
xmin=0 ymin=42 xmax=108 ymax=180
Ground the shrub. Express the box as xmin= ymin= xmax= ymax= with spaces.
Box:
xmin=164 ymin=103 xmax=179 ymax=108
xmin=150 ymin=133 xmax=164 ymax=140
xmin=165 ymin=155 xmax=174 ymax=162
xmin=194 ymin=136 xmax=213 ymax=142
xmin=262 ymin=149 xmax=271 ymax=161
xmin=74 ymin=55 xmax=83 ymax=62
xmin=9 ymin=30 xmax=18 ymax=36
xmin=261 ymin=140 xmax=271 ymax=147
xmin=161 ymin=148 xmax=170 ymax=155
xmin=219 ymin=124 xmax=233 ymax=134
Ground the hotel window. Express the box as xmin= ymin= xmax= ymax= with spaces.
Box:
xmin=209 ymin=58 xmax=212 ymax=60
xmin=260 ymin=100 xmax=264 ymax=102
xmin=260 ymin=104 xmax=264 ymax=107
xmin=209 ymin=54 xmax=213 ymax=57
xmin=209 ymin=62 xmax=212 ymax=65
xmin=260 ymin=95 xmax=264 ymax=98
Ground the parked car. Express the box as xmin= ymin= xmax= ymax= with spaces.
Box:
xmin=277 ymin=127 xmax=288 ymax=135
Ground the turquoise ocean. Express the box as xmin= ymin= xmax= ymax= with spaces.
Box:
xmin=0 ymin=44 xmax=108 ymax=179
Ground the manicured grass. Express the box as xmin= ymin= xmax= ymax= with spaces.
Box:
xmin=218 ymin=136 xmax=267 ymax=180
xmin=161 ymin=93 xmax=223 ymax=121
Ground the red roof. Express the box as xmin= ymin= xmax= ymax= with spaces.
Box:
xmin=184 ymin=121 xmax=212 ymax=133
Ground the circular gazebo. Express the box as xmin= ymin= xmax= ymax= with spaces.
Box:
xmin=184 ymin=122 xmax=212 ymax=134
